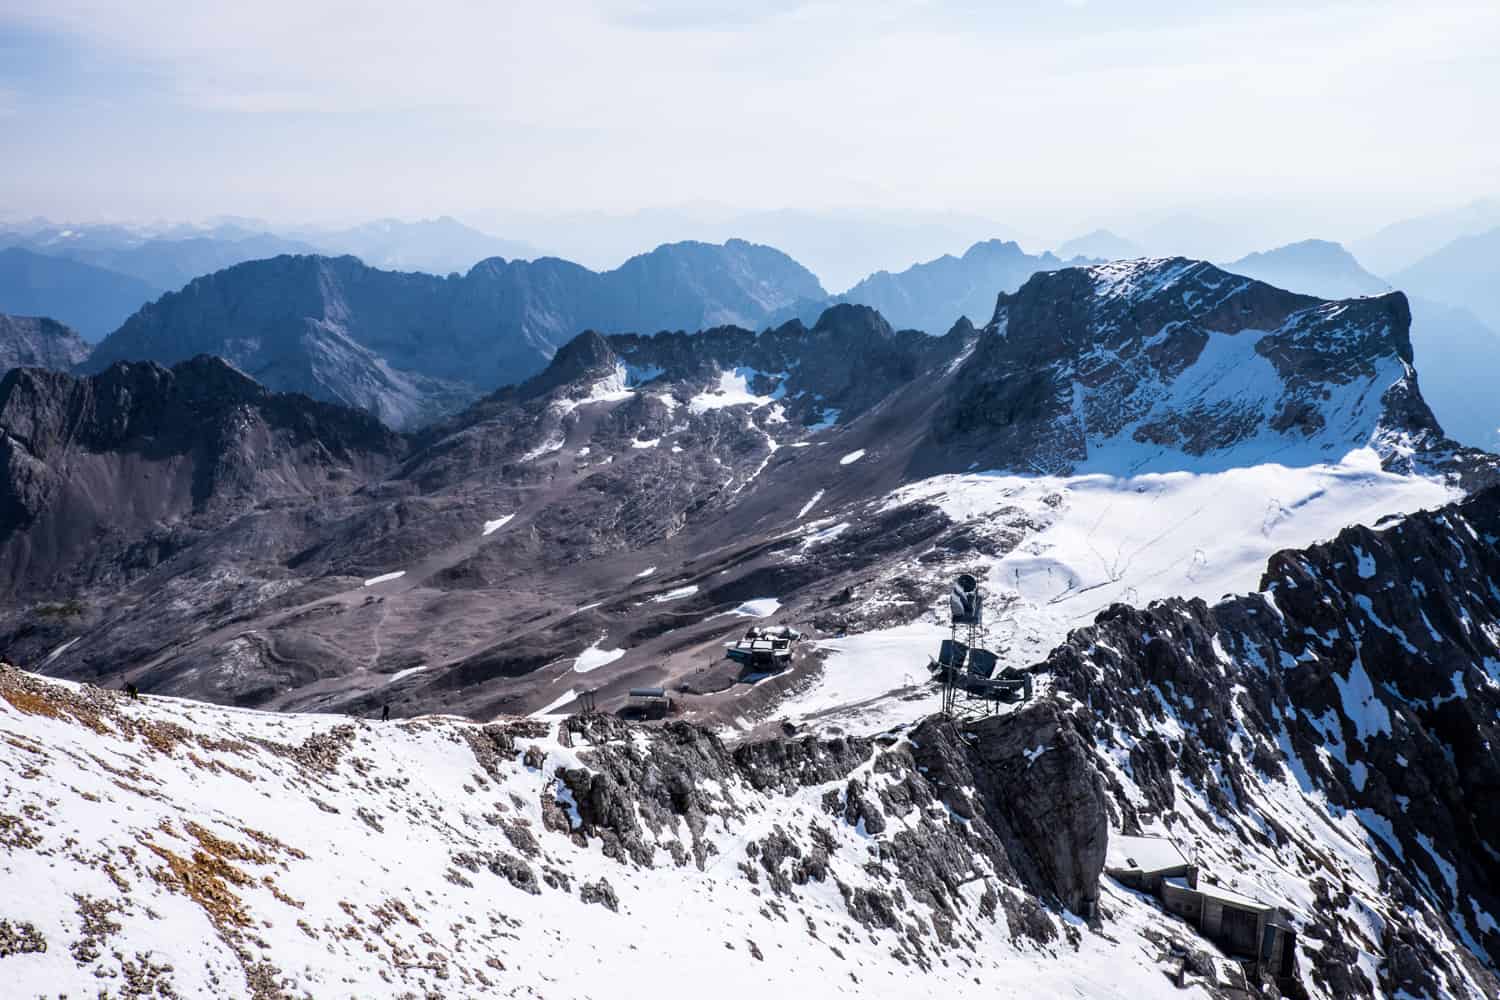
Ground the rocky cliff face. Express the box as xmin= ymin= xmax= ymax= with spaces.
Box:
xmin=1034 ymin=486 xmax=1500 ymax=998
xmin=0 ymin=313 xmax=92 ymax=372
xmin=932 ymin=257 xmax=1493 ymax=482
xmin=86 ymin=241 xmax=826 ymax=429
xmin=0 ymin=357 xmax=404 ymax=597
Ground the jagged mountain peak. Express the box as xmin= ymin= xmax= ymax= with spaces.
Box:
xmin=936 ymin=257 xmax=1466 ymax=477
xmin=810 ymin=301 xmax=896 ymax=340
xmin=87 ymin=243 xmax=829 ymax=430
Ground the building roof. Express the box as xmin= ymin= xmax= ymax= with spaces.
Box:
xmin=1164 ymin=875 xmax=1271 ymax=912
xmin=1106 ymin=834 xmax=1191 ymax=874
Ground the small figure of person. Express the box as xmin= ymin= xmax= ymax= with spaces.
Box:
xmin=381 ymin=703 xmax=390 ymax=722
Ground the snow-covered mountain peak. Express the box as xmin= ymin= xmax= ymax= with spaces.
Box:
xmin=939 ymin=258 xmax=1459 ymax=478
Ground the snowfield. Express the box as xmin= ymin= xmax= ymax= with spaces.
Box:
xmin=0 ymin=668 xmax=1236 ymax=1000
xmin=785 ymin=449 xmax=1456 ymax=732
xmin=573 ymin=639 xmax=627 ymax=673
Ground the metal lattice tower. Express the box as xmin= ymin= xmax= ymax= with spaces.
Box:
xmin=940 ymin=574 xmax=995 ymax=721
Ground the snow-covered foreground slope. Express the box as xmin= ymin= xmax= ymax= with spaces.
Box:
xmin=789 ymin=449 xmax=1456 ymax=732
xmin=1 ymin=666 xmax=1249 ymax=999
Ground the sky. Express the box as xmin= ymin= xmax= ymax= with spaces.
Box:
xmin=2 ymin=0 xmax=1497 ymax=277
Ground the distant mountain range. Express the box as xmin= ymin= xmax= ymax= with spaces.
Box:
xmin=296 ymin=216 xmax=541 ymax=275
xmin=5 ymin=228 xmax=317 ymax=291
xmin=0 ymin=248 xmax=164 ymax=341
xmin=1392 ymin=226 xmax=1500 ymax=333
xmin=6 ymin=210 xmax=1497 ymax=447
xmin=83 ymin=240 xmax=826 ymax=429
xmin=1225 ymin=239 xmax=1390 ymax=299
xmin=1352 ymin=198 xmax=1500 ymax=276
xmin=823 ymin=240 xmax=1090 ymax=334
xmin=1055 ymin=229 xmax=1144 ymax=261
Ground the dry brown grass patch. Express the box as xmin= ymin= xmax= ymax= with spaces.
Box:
xmin=0 ymin=667 xmax=112 ymax=733
xmin=147 ymin=841 xmax=253 ymax=928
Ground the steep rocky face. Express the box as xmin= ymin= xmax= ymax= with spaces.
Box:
xmin=0 ymin=313 xmax=92 ymax=371
xmin=931 ymin=257 xmax=1489 ymax=479
xmin=1035 ymin=486 xmax=1500 ymax=999
xmin=86 ymin=241 xmax=825 ymax=429
xmin=0 ymin=357 xmax=404 ymax=597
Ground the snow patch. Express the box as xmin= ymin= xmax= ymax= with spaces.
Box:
xmin=363 ymin=571 xmax=406 ymax=587
xmin=482 ymin=514 xmax=515 ymax=536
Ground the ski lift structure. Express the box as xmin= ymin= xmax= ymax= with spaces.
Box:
xmin=726 ymin=624 xmax=801 ymax=676
xmin=933 ymin=574 xmax=1032 ymax=719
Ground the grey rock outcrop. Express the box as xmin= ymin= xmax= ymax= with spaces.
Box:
xmin=929 ymin=257 xmax=1494 ymax=482
xmin=1038 ymin=485 xmax=1500 ymax=998
xmin=0 ymin=313 xmax=91 ymax=372
xmin=86 ymin=240 xmax=825 ymax=429
xmin=0 ymin=357 xmax=404 ymax=597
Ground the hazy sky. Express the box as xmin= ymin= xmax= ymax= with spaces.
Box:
xmin=3 ymin=0 xmax=1497 ymax=250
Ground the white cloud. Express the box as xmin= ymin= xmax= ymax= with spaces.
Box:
xmin=2 ymin=0 xmax=1497 ymax=237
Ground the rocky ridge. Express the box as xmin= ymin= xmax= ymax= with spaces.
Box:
xmin=1033 ymin=485 xmax=1500 ymax=998
xmin=2 ymin=259 xmax=1491 ymax=725
xmin=85 ymin=240 xmax=826 ymax=429
xmin=5 ymin=486 xmax=1500 ymax=996
xmin=932 ymin=257 xmax=1494 ymax=482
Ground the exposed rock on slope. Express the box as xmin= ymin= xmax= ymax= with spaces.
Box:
xmin=0 ymin=313 xmax=91 ymax=371
xmin=3 ymin=260 xmax=1489 ymax=719
xmin=1037 ymin=486 xmax=1500 ymax=999
xmin=931 ymin=257 xmax=1490 ymax=480
xmin=0 ymin=357 xmax=404 ymax=597
xmin=0 ymin=663 xmax=1238 ymax=999
xmin=6 ymin=488 xmax=1500 ymax=997
xmin=86 ymin=240 xmax=825 ymax=428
